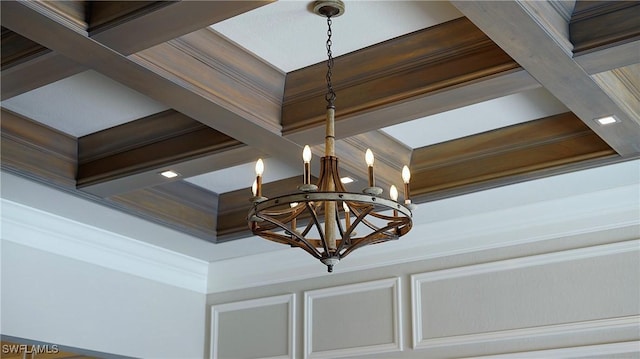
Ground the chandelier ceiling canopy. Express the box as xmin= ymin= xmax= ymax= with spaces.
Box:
xmin=248 ymin=0 xmax=414 ymax=272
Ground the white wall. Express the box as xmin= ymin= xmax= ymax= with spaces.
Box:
xmin=1 ymin=171 xmax=209 ymax=358
xmin=1 ymin=240 xmax=206 ymax=359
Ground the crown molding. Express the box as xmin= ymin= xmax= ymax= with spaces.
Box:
xmin=1 ymin=199 xmax=209 ymax=293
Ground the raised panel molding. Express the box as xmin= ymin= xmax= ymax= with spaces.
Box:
xmin=465 ymin=341 xmax=640 ymax=359
xmin=411 ymin=240 xmax=640 ymax=349
xmin=304 ymin=277 xmax=403 ymax=359
xmin=210 ymin=294 xmax=296 ymax=359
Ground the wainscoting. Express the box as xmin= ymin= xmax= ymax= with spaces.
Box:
xmin=208 ymin=239 xmax=640 ymax=359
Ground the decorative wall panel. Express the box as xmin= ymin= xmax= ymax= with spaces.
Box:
xmin=411 ymin=240 xmax=640 ymax=349
xmin=210 ymin=294 xmax=295 ymax=359
xmin=304 ymin=277 xmax=402 ymax=358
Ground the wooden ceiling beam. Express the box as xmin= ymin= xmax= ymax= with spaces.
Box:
xmin=3 ymin=1 xmax=540 ymax=199
xmin=108 ymin=181 xmax=218 ymax=241
xmin=452 ymin=0 xmax=640 ymax=157
xmin=574 ymin=39 xmax=640 ymax=75
xmin=1 ymin=108 xmax=77 ymax=189
xmin=282 ymin=17 xmax=528 ymax=146
xmin=0 ymin=0 xmax=300 ymax=198
xmin=569 ymin=1 xmax=640 ymax=54
xmin=0 ymin=50 xmax=85 ymax=101
xmin=409 ymin=112 xmax=617 ymax=201
xmin=0 ymin=27 xmax=85 ymax=100
xmin=1 ymin=1 xmax=273 ymax=100
xmin=1 ymin=108 xmax=220 ymax=242
xmin=76 ymin=110 xmax=257 ymax=197
xmin=89 ymin=1 xmax=274 ymax=55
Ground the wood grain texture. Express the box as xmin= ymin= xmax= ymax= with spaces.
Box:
xmin=1 ymin=50 xmax=85 ymax=101
xmin=282 ymin=17 xmax=519 ymax=136
xmin=77 ymin=110 xmax=243 ymax=188
xmin=409 ymin=112 xmax=617 ymax=198
xmin=109 ymin=180 xmax=218 ymax=241
xmin=36 ymin=0 xmax=88 ymax=32
xmin=1 ymin=27 xmax=50 ymax=68
xmin=87 ymin=1 xmax=162 ymax=33
xmin=570 ymin=1 xmax=640 ymax=54
xmin=136 ymin=29 xmax=284 ymax=134
xmin=1 ymin=109 xmax=77 ymax=188
xmin=89 ymin=1 xmax=273 ymax=55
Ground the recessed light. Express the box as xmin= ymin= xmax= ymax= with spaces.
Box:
xmin=340 ymin=176 xmax=354 ymax=184
xmin=160 ymin=170 xmax=180 ymax=179
xmin=595 ymin=116 xmax=619 ymax=125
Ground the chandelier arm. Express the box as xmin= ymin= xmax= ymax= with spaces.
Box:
xmin=261 ymin=231 xmax=324 ymax=260
xmin=334 ymin=202 xmax=347 ymax=240
xmin=255 ymin=214 xmax=324 ymax=259
xmin=334 ymin=204 xmax=374 ymax=253
xmin=288 ymin=223 xmax=327 ymax=259
xmin=340 ymin=224 xmax=401 ymax=258
xmin=305 ymin=201 xmax=332 ymax=255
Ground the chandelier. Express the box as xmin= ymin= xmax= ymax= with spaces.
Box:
xmin=248 ymin=0 xmax=414 ymax=272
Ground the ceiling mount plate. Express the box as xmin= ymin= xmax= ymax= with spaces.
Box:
xmin=313 ymin=0 xmax=345 ymax=18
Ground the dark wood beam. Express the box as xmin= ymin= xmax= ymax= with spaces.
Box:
xmin=571 ymin=2 xmax=640 ymax=74
xmin=77 ymin=110 xmax=257 ymax=197
xmin=1 ymin=50 xmax=85 ymax=101
xmin=1 ymin=1 xmax=273 ymax=99
xmin=1 ymin=0 xmax=295 ymax=198
xmin=1 ymin=27 xmax=49 ymax=69
xmin=569 ymin=1 xmax=640 ymax=54
xmin=89 ymin=1 xmax=274 ymax=55
xmin=0 ymin=27 xmax=85 ymax=101
xmin=1 ymin=108 xmax=221 ymax=242
xmin=282 ymin=17 xmax=525 ymax=144
xmin=409 ymin=112 xmax=617 ymax=200
xmin=109 ymin=181 xmax=218 ymax=241
xmin=1 ymin=108 xmax=76 ymax=188
xmin=78 ymin=16 xmax=537 ymax=198
xmin=453 ymin=0 xmax=640 ymax=157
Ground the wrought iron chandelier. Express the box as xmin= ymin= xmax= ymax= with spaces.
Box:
xmin=248 ymin=0 xmax=413 ymax=272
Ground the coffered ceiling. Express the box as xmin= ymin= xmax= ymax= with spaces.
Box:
xmin=1 ymin=1 xmax=639 ymax=247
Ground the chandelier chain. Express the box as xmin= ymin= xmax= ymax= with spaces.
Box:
xmin=325 ymin=16 xmax=336 ymax=107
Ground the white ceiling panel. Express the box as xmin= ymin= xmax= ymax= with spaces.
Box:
xmin=211 ymin=0 xmax=463 ymax=72
xmin=1 ymin=70 xmax=169 ymax=137
xmin=381 ymin=88 xmax=570 ymax=149
xmin=186 ymin=157 xmax=302 ymax=194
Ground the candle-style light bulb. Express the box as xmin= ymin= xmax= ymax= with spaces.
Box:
xmin=389 ymin=185 xmax=398 ymax=201
xmin=390 ymin=185 xmax=399 ymax=217
xmin=402 ymin=165 xmax=410 ymax=184
xmin=303 ymin=145 xmax=312 ymax=163
xmin=255 ymin=158 xmax=264 ymax=176
xmin=365 ymin=149 xmax=374 ymax=166
xmin=402 ymin=165 xmax=411 ymax=204
xmin=251 ymin=179 xmax=257 ymax=196
xmin=302 ymin=145 xmax=312 ymax=184
xmin=365 ymin=149 xmax=375 ymax=187
xmin=255 ymin=158 xmax=264 ymax=197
